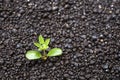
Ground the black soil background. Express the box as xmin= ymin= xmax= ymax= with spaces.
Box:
xmin=0 ymin=0 xmax=120 ymax=80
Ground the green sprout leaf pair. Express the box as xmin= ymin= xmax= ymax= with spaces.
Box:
xmin=25 ymin=35 xmax=62 ymax=60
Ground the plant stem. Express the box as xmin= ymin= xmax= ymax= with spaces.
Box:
xmin=43 ymin=50 xmax=46 ymax=56
xmin=42 ymin=50 xmax=47 ymax=60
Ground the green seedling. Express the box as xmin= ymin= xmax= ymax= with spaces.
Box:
xmin=25 ymin=35 xmax=62 ymax=60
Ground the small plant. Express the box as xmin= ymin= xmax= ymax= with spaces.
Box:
xmin=25 ymin=35 xmax=62 ymax=60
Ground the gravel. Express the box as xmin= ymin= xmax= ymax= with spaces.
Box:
xmin=0 ymin=0 xmax=120 ymax=80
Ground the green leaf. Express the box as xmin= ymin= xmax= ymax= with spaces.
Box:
xmin=39 ymin=35 xmax=44 ymax=44
xmin=47 ymin=48 xmax=62 ymax=57
xmin=26 ymin=50 xmax=42 ymax=60
xmin=45 ymin=38 xmax=50 ymax=46
xmin=34 ymin=42 xmax=41 ymax=48
xmin=39 ymin=44 xmax=49 ymax=50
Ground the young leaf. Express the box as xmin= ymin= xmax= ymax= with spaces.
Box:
xmin=39 ymin=35 xmax=44 ymax=44
xmin=39 ymin=44 xmax=49 ymax=50
xmin=34 ymin=42 xmax=41 ymax=48
xmin=45 ymin=38 xmax=50 ymax=46
xmin=47 ymin=48 xmax=62 ymax=57
xmin=26 ymin=50 xmax=42 ymax=60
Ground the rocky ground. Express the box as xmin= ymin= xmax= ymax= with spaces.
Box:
xmin=0 ymin=0 xmax=120 ymax=80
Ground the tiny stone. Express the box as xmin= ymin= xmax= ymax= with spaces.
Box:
xmin=73 ymin=55 xmax=77 ymax=59
xmin=52 ymin=67 xmax=56 ymax=70
xmin=111 ymin=5 xmax=114 ymax=7
xmin=28 ymin=3 xmax=34 ymax=6
xmin=0 ymin=59 xmax=4 ymax=64
xmin=81 ymin=15 xmax=86 ymax=19
xmin=118 ymin=53 xmax=120 ymax=57
xmin=108 ymin=34 xmax=112 ymax=38
xmin=65 ymin=23 xmax=70 ymax=28
xmin=102 ymin=64 xmax=109 ymax=69
xmin=16 ymin=62 xmax=22 ymax=66
xmin=100 ymin=34 xmax=104 ymax=38
xmin=85 ymin=74 xmax=91 ymax=78
xmin=48 ymin=63 xmax=53 ymax=66
xmin=105 ymin=69 xmax=109 ymax=72
xmin=52 ymin=6 xmax=58 ymax=10
xmin=3 ymin=67 xmax=7 ymax=70
xmin=67 ymin=39 xmax=72 ymax=43
xmin=80 ymin=76 xmax=85 ymax=79
xmin=16 ymin=44 xmax=21 ymax=48
xmin=65 ymin=43 xmax=72 ymax=48
xmin=17 ymin=13 xmax=21 ymax=17
xmin=90 ymin=78 xmax=97 ymax=80
xmin=30 ymin=29 xmax=34 ymax=32
xmin=73 ymin=62 xmax=79 ymax=67
xmin=41 ymin=72 xmax=46 ymax=77
xmin=68 ymin=71 xmax=73 ymax=75
xmin=117 ymin=67 xmax=120 ymax=71
xmin=81 ymin=35 xmax=86 ymax=39
xmin=109 ymin=10 xmax=112 ymax=13
xmin=90 ymin=60 xmax=95 ymax=64
xmin=51 ymin=38 xmax=55 ymax=42
xmin=0 ymin=45 xmax=4 ymax=49
xmin=58 ymin=12 xmax=60 ymax=15
xmin=4 ymin=39 xmax=9 ymax=44
xmin=98 ymin=5 xmax=102 ymax=9
xmin=92 ymin=35 xmax=98 ymax=40
xmin=64 ymin=74 xmax=69 ymax=77
xmin=12 ymin=29 xmax=17 ymax=32
xmin=64 ymin=4 xmax=70 ymax=9
xmin=100 ymin=39 xmax=104 ymax=42
xmin=0 ymin=18 xmax=4 ymax=21
xmin=76 ymin=53 xmax=83 ymax=57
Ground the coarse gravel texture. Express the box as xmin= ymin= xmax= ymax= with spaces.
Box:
xmin=0 ymin=0 xmax=120 ymax=80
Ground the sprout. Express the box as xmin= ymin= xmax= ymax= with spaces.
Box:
xmin=25 ymin=35 xmax=62 ymax=60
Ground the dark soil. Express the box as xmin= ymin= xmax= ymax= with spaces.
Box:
xmin=0 ymin=0 xmax=120 ymax=80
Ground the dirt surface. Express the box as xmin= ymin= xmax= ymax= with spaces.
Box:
xmin=0 ymin=0 xmax=120 ymax=80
